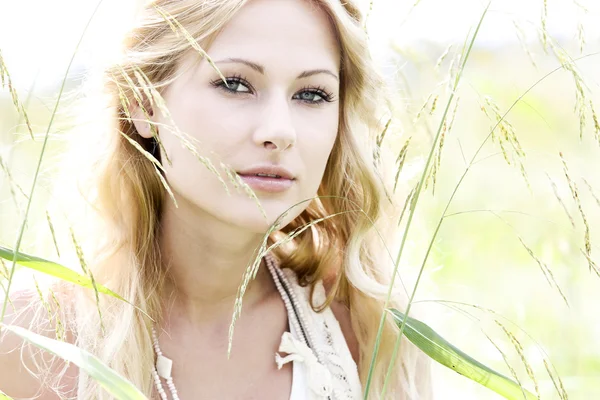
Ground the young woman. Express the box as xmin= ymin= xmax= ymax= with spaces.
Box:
xmin=0 ymin=0 xmax=432 ymax=398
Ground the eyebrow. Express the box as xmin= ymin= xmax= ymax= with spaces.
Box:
xmin=214 ymin=57 xmax=339 ymax=81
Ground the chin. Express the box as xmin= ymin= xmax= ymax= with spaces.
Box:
xmin=224 ymin=198 xmax=309 ymax=233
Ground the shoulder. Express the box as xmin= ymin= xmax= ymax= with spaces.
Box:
xmin=0 ymin=288 xmax=78 ymax=399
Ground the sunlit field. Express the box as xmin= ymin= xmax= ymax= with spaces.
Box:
xmin=1 ymin=0 xmax=599 ymax=398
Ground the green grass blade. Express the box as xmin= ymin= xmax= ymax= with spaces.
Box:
xmin=364 ymin=4 xmax=492 ymax=398
xmin=0 ymin=0 xmax=106 ymax=325
xmin=0 ymin=389 xmax=14 ymax=400
xmin=388 ymin=309 xmax=536 ymax=400
xmin=0 ymin=245 xmax=124 ymax=301
xmin=1 ymin=324 xmax=147 ymax=400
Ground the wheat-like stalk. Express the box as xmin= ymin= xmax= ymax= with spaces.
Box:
xmin=0 ymin=50 xmax=34 ymax=140
xmin=560 ymin=153 xmax=595 ymax=276
xmin=69 ymin=226 xmax=104 ymax=334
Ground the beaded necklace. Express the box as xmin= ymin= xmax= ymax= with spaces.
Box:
xmin=150 ymin=253 xmax=328 ymax=399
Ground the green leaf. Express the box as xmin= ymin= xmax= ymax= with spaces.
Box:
xmin=1 ymin=324 xmax=147 ymax=400
xmin=0 ymin=389 xmax=14 ymax=400
xmin=0 ymin=245 xmax=125 ymax=301
xmin=388 ymin=309 xmax=536 ymax=400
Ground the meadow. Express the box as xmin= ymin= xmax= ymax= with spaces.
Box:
xmin=1 ymin=0 xmax=599 ymax=398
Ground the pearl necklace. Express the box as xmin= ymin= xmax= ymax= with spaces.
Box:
xmin=151 ymin=253 xmax=325 ymax=399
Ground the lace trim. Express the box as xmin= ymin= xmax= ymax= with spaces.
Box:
xmin=281 ymin=269 xmax=362 ymax=400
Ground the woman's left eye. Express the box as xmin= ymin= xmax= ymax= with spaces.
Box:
xmin=293 ymin=88 xmax=334 ymax=104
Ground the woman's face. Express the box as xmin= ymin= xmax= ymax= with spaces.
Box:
xmin=138 ymin=0 xmax=341 ymax=232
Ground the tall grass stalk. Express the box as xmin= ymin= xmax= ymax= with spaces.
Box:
xmin=382 ymin=47 xmax=600 ymax=400
xmin=366 ymin=4 xmax=491 ymax=398
xmin=414 ymin=299 xmax=569 ymax=399
xmin=0 ymin=0 xmax=105 ymax=326
xmin=1 ymin=1 xmax=599 ymax=398
xmin=378 ymin=43 xmax=600 ymax=400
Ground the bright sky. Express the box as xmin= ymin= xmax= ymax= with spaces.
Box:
xmin=0 ymin=0 xmax=598 ymax=92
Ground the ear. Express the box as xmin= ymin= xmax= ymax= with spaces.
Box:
xmin=130 ymin=101 xmax=157 ymax=140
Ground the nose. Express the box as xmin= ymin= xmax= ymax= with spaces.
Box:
xmin=252 ymin=92 xmax=296 ymax=152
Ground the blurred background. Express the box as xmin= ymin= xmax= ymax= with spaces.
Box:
xmin=1 ymin=0 xmax=599 ymax=398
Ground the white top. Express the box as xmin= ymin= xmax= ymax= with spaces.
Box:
xmin=288 ymin=314 xmax=308 ymax=400
xmin=277 ymin=267 xmax=363 ymax=400
xmin=151 ymin=256 xmax=361 ymax=400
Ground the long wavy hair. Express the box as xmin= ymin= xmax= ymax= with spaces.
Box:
xmin=35 ymin=0 xmax=432 ymax=398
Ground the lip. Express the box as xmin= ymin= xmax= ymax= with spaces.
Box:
xmin=237 ymin=175 xmax=294 ymax=193
xmin=236 ymin=164 xmax=296 ymax=180
xmin=236 ymin=164 xmax=296 ymax=193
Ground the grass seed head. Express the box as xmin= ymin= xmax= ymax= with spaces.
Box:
xmin=496 ymin=320 xmax=540 ymax=399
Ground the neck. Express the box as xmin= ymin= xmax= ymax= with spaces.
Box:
xmin=158 ymin=194 xmax=276 ymax=328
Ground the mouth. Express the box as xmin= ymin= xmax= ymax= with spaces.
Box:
xmin=236 ymin=164 xmax=295 ymax=180
xmin=236 ymin=173 xmax=295 ymax=193
xmin=238 ymin=173 xmax=288 ymax=179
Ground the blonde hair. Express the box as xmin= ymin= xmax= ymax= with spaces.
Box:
xmin=34 ymin=0 xmax=432 ymax=398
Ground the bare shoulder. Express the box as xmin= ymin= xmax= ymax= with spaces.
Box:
xmin=0 ymin=289 xmax=78 ymax=399
xmin=323 ymin=283 xmax=360 ymax=365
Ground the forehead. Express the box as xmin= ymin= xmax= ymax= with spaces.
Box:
xmin=184 ymin=0 xmax=341 ymax=74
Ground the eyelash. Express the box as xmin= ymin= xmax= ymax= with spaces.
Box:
xmin=209 ymin=74 xmax=336 ymax=104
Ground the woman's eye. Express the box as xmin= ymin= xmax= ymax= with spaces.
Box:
xmin=293 ymin=89 xmax=333 ymax=104
xmin=223 ymin=79 xmax=251 ymax=93
xmin=211 ymin=76 xmax=253 ymax=94
xmin=296 ymin=91 xmax=323 ymax=103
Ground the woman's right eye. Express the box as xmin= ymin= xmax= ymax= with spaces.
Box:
xmin=212 ymin=76 xmax=252 ymax=94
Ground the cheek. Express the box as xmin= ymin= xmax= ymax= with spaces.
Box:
xmin=300 ymin=114 xmax=339 ymax=188
xmin=153 ymin=105 xmax=226 ymax=190
xmin=308 ymin=141 xmax=335 ymax=187
xmin=310 ymin=106 xmax=339 ymax=150
xmin=157 ymin=91 xmax=244 ymax=160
